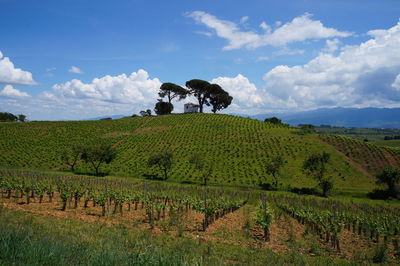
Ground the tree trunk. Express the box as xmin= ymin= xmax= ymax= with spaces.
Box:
xmin=264 ymin=227 xmax=270 ymax=241
xmin=62 ymin=200 xmax=67 ymax=211
xmin=74 ymin=195 xmax=79 ymax=208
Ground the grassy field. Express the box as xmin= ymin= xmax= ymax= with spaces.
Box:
xmin=2 ymin=113 xmax=398 ymax=195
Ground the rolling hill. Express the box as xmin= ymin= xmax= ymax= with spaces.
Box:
xmin=1 ymin=113 xmax=399 ymax=194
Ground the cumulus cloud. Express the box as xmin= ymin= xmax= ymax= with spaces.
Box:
xmin=323 ymin=38 xmax=340 ymax=53
xmin=0 ymin=51 xmax=36 ymax=85
xmin=0 ymin=85 xmax=30 ymax=98
xmin=186 ymin=12 xmax=351 ymax=50
xmin=51 ymin=69 xmax=161 ymax=105
xmin=262 ymin=21 xmax=400 ymax=109
xmin=210 ymin=74 xmax=264 ymax=112
xmin=69 ymin=66 xmax=84 ymax=74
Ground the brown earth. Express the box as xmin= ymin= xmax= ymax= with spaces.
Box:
xmin=1 ymin=192 xmax=398 ymax=263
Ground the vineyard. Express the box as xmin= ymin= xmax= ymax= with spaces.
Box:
xmin=320 ymin=134 xmax=400 ymax=175
xmin=1 ymin=169 xmax=399 ymax=264
xmin=1 ymin=114 xmax=400 ymax=263
xmin=0 ymin=113 xmax=386 ymax=193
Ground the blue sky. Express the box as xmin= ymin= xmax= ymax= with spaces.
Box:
xmin=1 ymin=0 xmax=400 ymax=120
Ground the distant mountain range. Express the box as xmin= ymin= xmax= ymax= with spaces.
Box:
xmin=86 ymin=115 xmax=127 ymax=120
xmin=250 ymin=107 xmax=400 ymax=128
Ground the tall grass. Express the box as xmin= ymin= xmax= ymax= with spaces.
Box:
xmin=0 ymin=208 xmax=351 ymax=265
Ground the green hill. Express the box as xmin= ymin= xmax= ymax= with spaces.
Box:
xmin=1 ymin=113 xmax=398 ymax=194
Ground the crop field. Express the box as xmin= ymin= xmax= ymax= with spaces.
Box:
xmin=1 ymin=113 xmax=394 ymax=193
xmin=1 ymin=169 xmax=399 ymax=264
xmin=320 ymin=134 xmax=400 ymax=175
xmin=1 ymin=114 xmax=400 ymax=264
xmin=316 ymin=126 xmax=400 ymax=148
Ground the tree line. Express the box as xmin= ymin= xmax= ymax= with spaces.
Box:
xmin=0 ymin=112 xmax=26 ymax=122
xmin=152 ymin=79 xmax=233 ymax=115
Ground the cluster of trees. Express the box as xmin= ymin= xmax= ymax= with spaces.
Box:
xmin=383 ymin=135 xmax=400 ymax=141
xmin=375 ymin=167 xmax=400 ymax=199
xmin=0 ymin=112 xmax=26 ymax=122
xmin=62 ymin=144 xmax=116 ymax=176
xmin=147 ymin=151 xmax=212 ymax=185
xmin=263 ymin=152 xmax=334 ymax=197
xmin=154 ymin=79 xmax=233 ymax=115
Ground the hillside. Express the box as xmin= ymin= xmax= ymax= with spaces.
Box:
xmin=1 ymin=113 xmax=399 ymax=193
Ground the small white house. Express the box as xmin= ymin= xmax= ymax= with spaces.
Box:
xmin=184 ymin=103 xmax=199 ymax=113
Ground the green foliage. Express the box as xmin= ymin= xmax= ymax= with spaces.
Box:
xmin=376 ymin=167 xmax=400 ymax=198
xmin=256 ymin=203 xmax=273 ymax=229
xmin=189 ymin=153 xmax=212 ymax=186
xmin=81 ymin=144 xmax=116 ymax=176
xmin=320 ymin=134 xmax=400 ymax=174
xmin=139 ymin=109 xmax=152 ymax=117
xmin=185 ymin=79 xmax=211 ymax=113
xmin=61 ymin=145 xmax=83 ymax=172
xmin=0 ymin=205 xmax=354 ymax=266
xmin=158 ymin=82 xmax=189 ymax=104
xmin=266 ymin=155 xmax=284 ymax=189
xmin=147 ymin=151 xmax=173 ymax=180
xmin=208 ymin=84 xmax=232 ymax=113
xmin=299 ymin=124 xmax=316 ymax=134
xmin=154 ymin=101 xmax=173 ymax=115
xmin=255 ymin=196 xmax=273 ymax=241
xmin=0 ymin=112 xmax=18 ymax=122
xmin=18 ymin=114 xmax=26 ymax=122
xmin=303 ymin=152 xmax=333 ymax=197
xmin=264 ymin=117 xmax=282 ymax=124
xmin=0 ymin=114 xmax=378 ymax=192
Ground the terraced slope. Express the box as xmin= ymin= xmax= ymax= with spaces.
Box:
xmin=0 ymin=114 xmax=387 ymax=192
xmin=320 ymin=134 xmax=400 ymax=175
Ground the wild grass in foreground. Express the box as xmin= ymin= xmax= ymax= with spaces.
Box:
xmin=0 ymin=206 xmax=351 ymax=266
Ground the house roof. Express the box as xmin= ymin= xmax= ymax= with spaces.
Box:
xmin=184 ymin=102 xmax=200 ymax=107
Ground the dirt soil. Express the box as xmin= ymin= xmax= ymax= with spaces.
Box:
xmin=1 ymin=192 xmax=398 ymax=263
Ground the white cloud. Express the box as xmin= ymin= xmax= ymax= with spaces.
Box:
xmin=274 ymin=48 xmax=305 ymax=56
xmin=186 ymin=11 xmax=351 ymax=50
xmin=69 ymin=66 xmax=84 ymax=74
xmin=211 ymin=74 xmax=263 ymax=109
xmin=323 ymin=38 xmax=340 ymax=53
xmin=210 ymin=74 xmax=292 ymax=114
xmin=0 ymin=85 xmax=30 ymax=98
xmin=187 ymin=11 xmax=259 ymax=50
xmin=0 ymin=51 xmax=36 ymax=85
xmin=68 ymin=66 xmax=84 ymax=74
xmin=194 ymin=31 xmax=213 ymax=37
xmin=240 ymin=16 xmax=249 ymax=24
xmin=256 ymin=56 xmax=269 ymax=62
xmin=392 ymin=74 xmax=400 ymax=90
xmin=262 ymin=21 xmax=400 ymax=109
xmin=51 ymin=69 xmax=161 ymax=105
